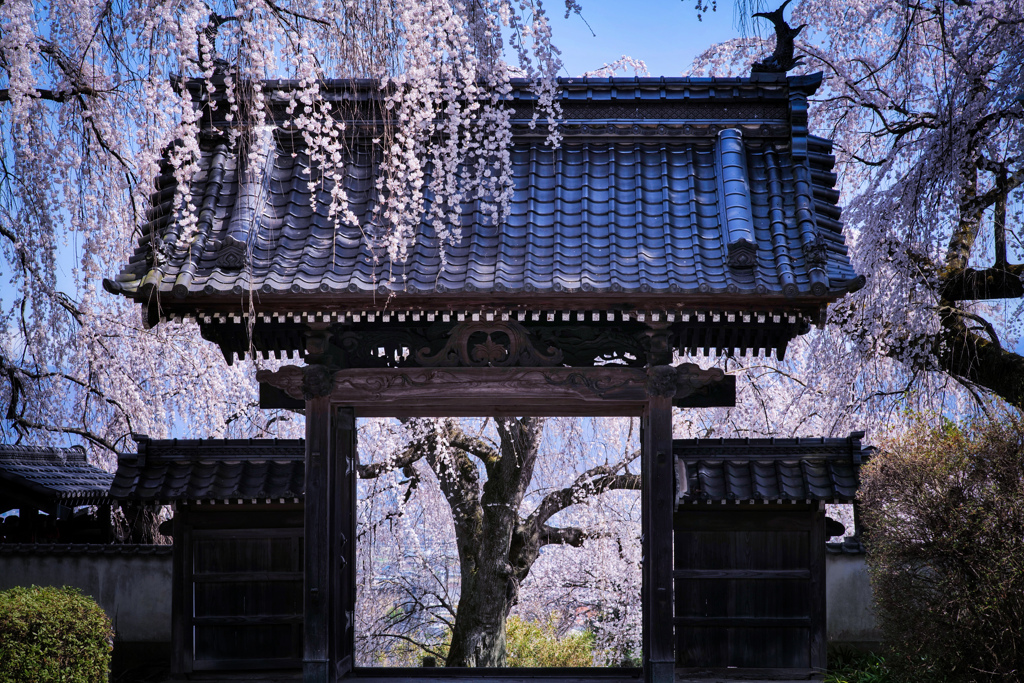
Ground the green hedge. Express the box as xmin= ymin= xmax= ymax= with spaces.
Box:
xmin=0 ymin=586 xmax=114 ymax=683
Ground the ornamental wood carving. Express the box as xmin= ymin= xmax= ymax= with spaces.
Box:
xmin=675 ymin=363 xmax=727 ymax=397
xmin=415 ymin=320 xmax=563 ymax=367
xmin=301 ymin=364 xmax=334 ymax=399
xmin=648 ymin=364 xmax=725 ymax=398
xmin=329 ymin=323 xmax=648 ymax=369
xmin=532 ymin=326 xmax=648 ymax=367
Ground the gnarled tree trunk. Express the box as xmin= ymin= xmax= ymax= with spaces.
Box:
xmin=358 ymin=416 xmax=640 ymax=666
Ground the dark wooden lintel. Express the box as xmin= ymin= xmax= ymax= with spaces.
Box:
xmin=260 ymin=382 xmax=305 ymax=410
xmin=192 ymin=571 xmax=303 ymax=583
xmin=192 ymin=615 xmax=303 ymax=625
xmin=258 ymin=364 xmax=728 ymax=417
xmin=673 ymin=374 xmax=735 ymax=408
xmin=673 ymin=509 xmax=815 ymax=531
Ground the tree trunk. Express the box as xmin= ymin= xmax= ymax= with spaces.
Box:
xmin=441 ymin=418 xmax=542 ymax=667
xmin=445 ymin=549 xmax=514 ymax=666
xmin=371 ymin=417 xmax=638 ymax=666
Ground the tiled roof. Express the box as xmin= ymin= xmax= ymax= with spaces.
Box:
xmin=105 ymin=75 xmax=860 ymax=324
xmin=674 ymin=433 xmax=867 ymax=504
xmin=110 ymin=437 xmax=305 ymax=502
xmin=0 ymin=444 xmax=114 ymax=506
xmin=826 ymin=538 xmax=865 ymax=555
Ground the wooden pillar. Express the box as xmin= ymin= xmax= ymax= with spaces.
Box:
xmin=332 ymin=407 xmax=357 ymax=678
xmin=170 ymin=508 xmax=187 ymax=676
xmin=810 ymin=502 xmax=827 ymax=670
xmin=644 ymin=365 xmax=677 ymax=683
xmin=305 ymin=394 xmax=332 ymax=683
xmin=640 ymin=417 xmax=650 ymax=676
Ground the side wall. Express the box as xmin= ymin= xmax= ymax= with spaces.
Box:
xmin=826 ymin=553 xmax=881 ymax=647
xmin=0 ymin=545 xmax=173 ymax=642
xmin=1 ymin=545 xmax=879 ymax=654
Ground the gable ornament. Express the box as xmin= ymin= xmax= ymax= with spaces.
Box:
xmin=751 ymin=0 xmax=807 ymax=74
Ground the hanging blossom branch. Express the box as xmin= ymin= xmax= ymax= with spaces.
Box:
xmin=581 ymin=55 xmax=649 ymax=78
xmin=687 ymin=0 xmax=1024 ymax=420
xmin=0 ymin=0 xmax=574 ymax=454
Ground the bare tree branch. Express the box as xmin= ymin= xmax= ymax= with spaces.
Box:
xmin=539 ymin=524 xmax=587 ymax=547
xmin=528 ymin=458 xmax=641 ymax=529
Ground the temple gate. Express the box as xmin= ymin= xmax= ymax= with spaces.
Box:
xmin=106 ymin=73 xmax=862 ymax=682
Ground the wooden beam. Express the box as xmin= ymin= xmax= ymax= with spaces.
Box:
xmin=672 ymin=568 xmax=811 ymax=580
xmin=673 ymin=374 xmax=735 ymax=408
xmin=673 ymin=510 xmax=814 ymax=531
xmin=260 ymin=381 xmax=304 ymax=410
xmin=257 ymin=364 xmax=727 ymax=417
xmin=673 ymin=616 xmax=812 ymax=627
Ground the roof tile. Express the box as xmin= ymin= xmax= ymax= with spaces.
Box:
xmin=110 ymin=438 xmax=305 ymax=502
xmin=675 ymin=433 xmax=869 ymax=504
xmin=110 ymin=78 xmax=858 ymax=308
xmin=0 ymin=445 xmax=114 ymax=506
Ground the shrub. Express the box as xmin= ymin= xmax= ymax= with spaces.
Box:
xmin=825 ymin=646 xmax=892 ymax=683
xmin=861 ymin=414 xmax=1024 ymax=682
xmin=505 ymin=614 xmax=595 ymax=667
xmin=0 ymin=585 xmax=114 ymax=683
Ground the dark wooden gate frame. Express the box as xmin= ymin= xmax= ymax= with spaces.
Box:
xmin=259 ymin=362 xmax=728 ymax=683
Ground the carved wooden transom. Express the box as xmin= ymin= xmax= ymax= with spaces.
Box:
xmin=416 ymin=321 xmax=564 ymax=368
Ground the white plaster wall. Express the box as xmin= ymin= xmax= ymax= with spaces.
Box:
xmin=826 ymin=553 xmax=881 ymax=646
xmin=0 ymin=549 xmax=172 ymax=642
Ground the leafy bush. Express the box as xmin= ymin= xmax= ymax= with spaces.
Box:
xmin=825 ymin=646 xmax=892 ymax=683
xmin=505 ymin=614 xmax=595 ymax=667
xmin=861 ymin=414 xmax=1024 ymax=682
xmin=0 ymin=585 xmax=114 ymax=683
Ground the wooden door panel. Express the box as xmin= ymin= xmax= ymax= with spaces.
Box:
xmin=194 ymin=580 xmax=303 ymax=617
xmin=194 ymin=623 xmax=302 ymax=666
xmin=674 ymin=507 xmax=823 ymax=670
xmin=676 ymin=579 xmax=810 ymax=619
xmin=677 ymin=626 xmax=809 ymax=668
xmin=188 ymin=526 xmax=304 ymax=670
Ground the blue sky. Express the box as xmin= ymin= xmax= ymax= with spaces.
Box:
xmin=548 ymin=0 xmax=742 ymax=77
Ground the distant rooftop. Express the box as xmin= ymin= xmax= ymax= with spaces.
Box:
xmin=0 ymin=444 xmax=114 ymax=513
xmin=110 ymin=437 xmax=305 ymax=503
